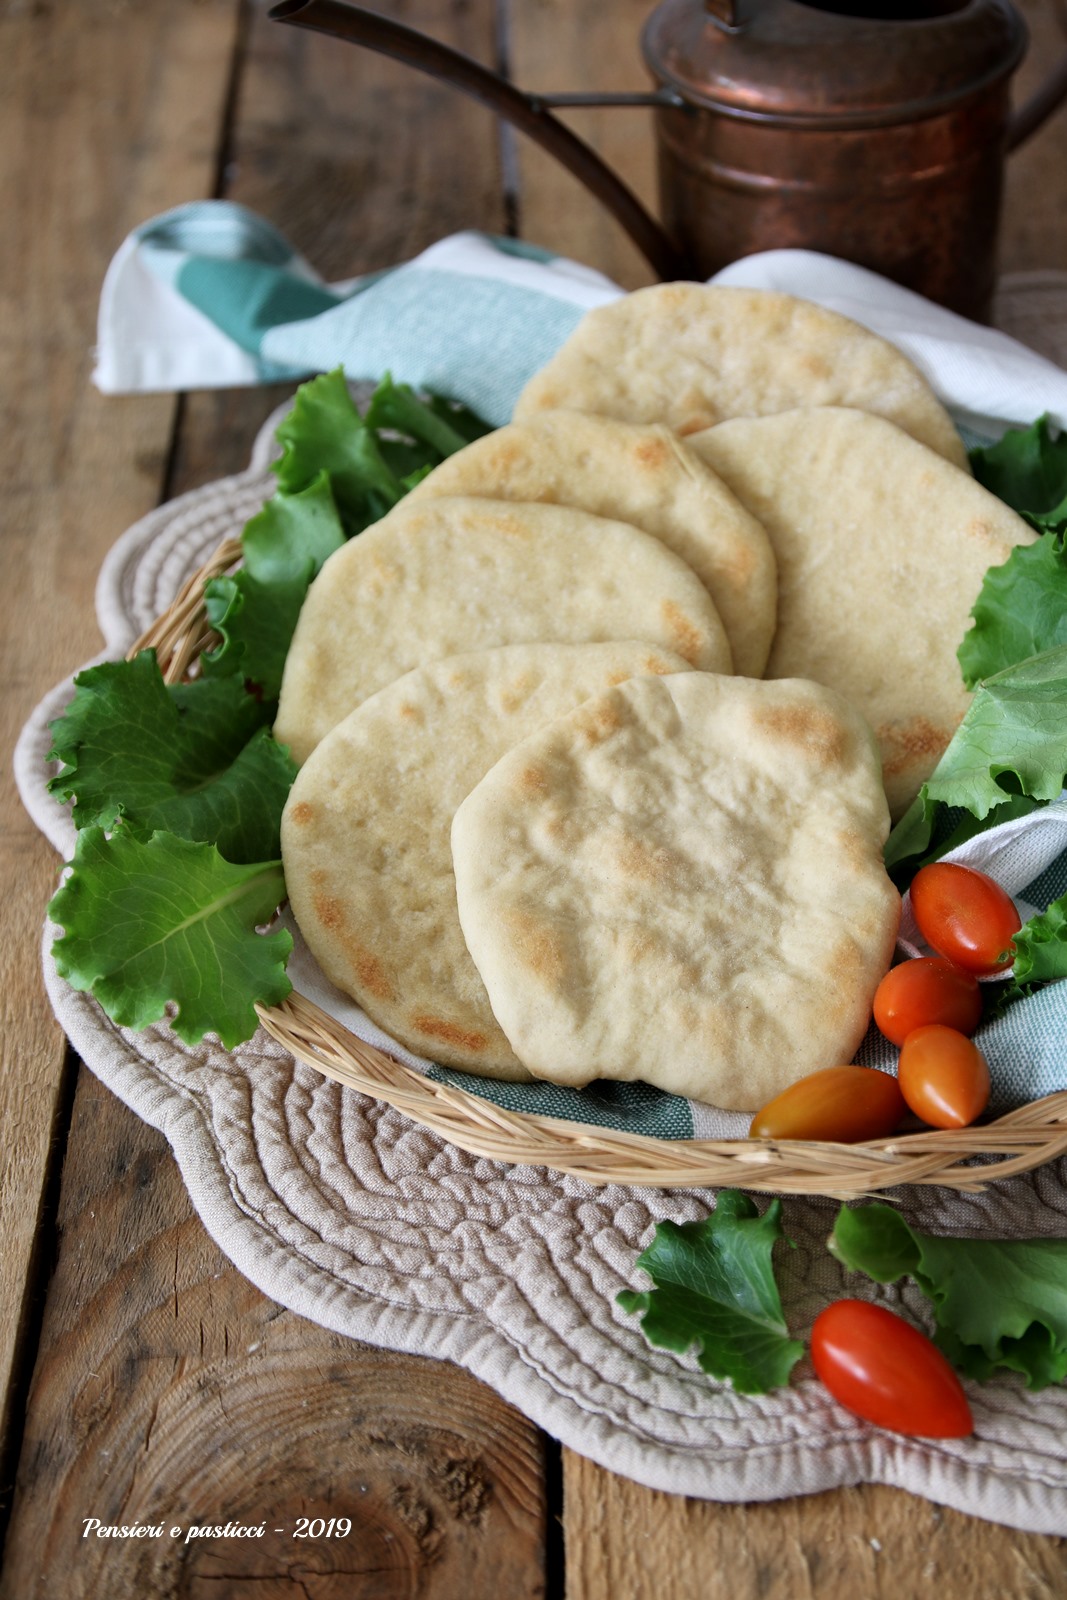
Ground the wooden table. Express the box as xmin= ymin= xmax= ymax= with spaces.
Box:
xmin=4 ymin=2 xmax=1067 ymax=1594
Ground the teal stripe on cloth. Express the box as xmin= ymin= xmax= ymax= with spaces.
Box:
xmin=177 ymin=257 xmax=342 ymax=356
xmin=135 ymin=199 xmax=303 ymax=266
xmin=262 ymin=268 xmax=589 ymax=427
xmin=425 ymin=1066 xmax=695 ymax=1139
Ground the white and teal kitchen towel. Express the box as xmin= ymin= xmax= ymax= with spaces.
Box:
xmin=94 ymin=200 xmax=1067 ymax=439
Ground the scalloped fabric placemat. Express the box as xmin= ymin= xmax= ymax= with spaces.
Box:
xmin=15 ymin=307 xmax=1067 ymax=1535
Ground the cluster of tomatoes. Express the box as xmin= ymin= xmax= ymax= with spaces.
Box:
xmin=751 ymin=860 xmax=1022 ymax=1144
xmin=750 ymin=861 xmax=1023 ymax=1441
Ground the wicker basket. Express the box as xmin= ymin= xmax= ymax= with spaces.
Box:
xmin=131 ymin=537 xmax=1067 ymax=1196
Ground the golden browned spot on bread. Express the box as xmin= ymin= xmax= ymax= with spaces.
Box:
xmin=577 ymin=698 xmax=624 ymax=744
xmin=396 ymin=701 xmax=423 ymax=722
xmin=364 ymin=553 xmax=401 ymax=595
xmin=800 ymin=352 xmax=831 ymax=382
xmin=614 ymin=832 xmax=676 ymax=885
xmin=644 ymin=654 xmax=675 ymax=675
xmin=518 ymin=763 xmax=549 ymax=794
xmin=878 ymin=716 xmax=952 ymax=779
xmin=661 ymin=600 xmax=705 ymax=665
xmin=312 ymin=892 xmax=396 ymax=1001
xmin=963 ymin=516 xmax=1011 ymax=553
xmin=410 ymin=1014 xmax=488 ymax=1052
xmin=506 ymin=908 xmax=565 ymax=984
xmin=754 ymin=702 xmax=849 ymax=766
xmin=483 ymin=508 xmax=531 ymax=540
xmin=500 ymin=672 xmax=536 ymax=714
xmin=488 ymin=437 xmax=524 ymax=476
xmin=720 ymin=542 xmax=758 ymax=585
xmin=288 ymin=800 xmax=314 ymax=825
xmin=633 ymin=435 xmax=670 ymax=471
xmin=310 ymin=868 xmax=328 ymax=888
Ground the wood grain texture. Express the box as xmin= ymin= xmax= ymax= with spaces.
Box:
xmin=562 ymin=1457 xmax=1067 ymax=1600
xmin=0 ymin=0 xmax=241 ymax=1505
xmin=1000 ymin=0 xmax=1067 ymax=276
xmin=506 ymin=0 xmax=659 ymax=290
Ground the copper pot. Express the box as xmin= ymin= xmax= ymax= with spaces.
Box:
xmin=270 ymin=0 xmax=1067 ymax=319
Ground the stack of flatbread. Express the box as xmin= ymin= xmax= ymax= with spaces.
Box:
xmin=277 ymin=284 xmax=1036 ymax=1111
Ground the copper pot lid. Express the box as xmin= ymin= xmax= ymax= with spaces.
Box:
xmin=642 ymin=0 xmax=1028 ymax=128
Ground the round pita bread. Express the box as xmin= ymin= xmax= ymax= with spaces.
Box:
xmin=405 ymin=413 xmax=777 ymax=677
xmin=274 ymin=496 xmax=732 ymax=765
xmin=451 ymin=672 xmax=900 ymax=1110
xmin=685 ymin=408 xmax=1038 ymax=818
xmin=513 ymin=283 xmax=967 ymax=468
xmin=281 ymin=642 xmax=694 ymax=1077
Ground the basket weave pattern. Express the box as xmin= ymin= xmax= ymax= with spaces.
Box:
xmin=134 ymin=540 xmax=1067 ymax=1195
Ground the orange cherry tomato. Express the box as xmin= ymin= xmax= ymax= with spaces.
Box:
xmin=897 ymin=1024 xmax=991 ymax=1129
xmin=910 ymin=862 xmax=1021 ymax=975
xmin=811 ymin=1300 xmax=973 ymax=1438
xmin=749 ymin=1066 xmax=905 ymax=1144
xmin=872 ymin=957 xmax=982 ymax=1046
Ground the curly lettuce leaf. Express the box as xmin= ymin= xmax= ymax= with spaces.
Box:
xmin=241 ymin=468 xmax=345 ymax=585
xmin=969 ymin=415 xmax=1067 ymax=536
xmin=364 ymin=373 xmax=477 ymax=459
xmin=47 ymin=653 xmax=295 ymax=862
xmin=202 ymin=568 xmax=309 ymax=702
xmin=272 ymin=367 xmax=405 ymax=533
xmin=830 ymin=1203 xmax=1067 ymax=1389
xmin=617 ymin=1192 xmax=803 ymax=1394
xmin=959 ymin=534 xmax=1067 ymax=689
xmin=49 ymin=827 xmax=292 ymax=1049
xmin=886 ymin=644 xmax=1067 ymax=877
xmin=1008 ymin=890 xmax=1067 ymax=987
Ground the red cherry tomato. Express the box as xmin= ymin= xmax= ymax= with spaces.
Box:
xmin=897 ymin=1024 xmax=991 ymax=1129
xmin=811 ymin=1300 xmax=973 ymax=1438
xmin=872 ymin=957 xmax=982 ymax=1046
xmin=749 ymin=1066 xmax=905 ymax=1144
xmin=910 ymin=862 xmax=1021 ymax=975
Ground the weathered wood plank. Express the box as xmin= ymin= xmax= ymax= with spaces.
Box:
xmin=506 ymin=0 xmax=659 ymax=290
xmin=1000 ymin=0 xmax=1067 ymax=276
xmin=563 ymin=1459 xmax=1067 ymax=1600
xmin=0 ymin=0 xmax=242 ymax=1508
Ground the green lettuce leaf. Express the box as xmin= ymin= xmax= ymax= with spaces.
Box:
xmin=47 ymin=653 xmax=296 ymax=862
xmin=830 ymin=1203 xmax=1067 ymax=1389
xmin=49 ymin=827 xmax=292 ymax=1049
xmin=272 ymin=367 xmax=406 ymax=533
xmin=958 ymin=534 xmax=1067 ymax=689
xmin=364 ymin=373 xmax=476 ymax=459
xmin=886 ymin=643 xmax=1067 ymax=876
xmin=202 ymin=568 xmax=309 ymax=701
xmin=241 ymin=468 xmax=346 ymax=584
xmin=617 ymin=1191 xmax=803 ymax=1394
xmin=969 ymin=415 xmax=1067 ymax=535
xmin=1009 ymin=889 xmax=1067 ymax=986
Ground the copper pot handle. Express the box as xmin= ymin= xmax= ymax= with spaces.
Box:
xmin=268 ymin=0 xmax=693 ymax=281
xmin=1009 ymin=44 xmax=1067 ymax=149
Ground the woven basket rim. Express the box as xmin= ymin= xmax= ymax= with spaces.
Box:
xmin=130 ymin=533 xmax=1067 ymax=1196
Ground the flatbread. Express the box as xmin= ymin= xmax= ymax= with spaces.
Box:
xmin=281 ymin=642 xmax=695 ymax=1077
xmin=405 ymin=413 xmax=777 ymax=677
xmin=274 ymin=496 xmax=732 ymax=764
xmin=513 ymin=282 xmax=967 ymax=468
xmin=686 ymin=408 xmax=1039 ymax=818
xmin=451 ymin=673 xmax=900 ymax=1110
